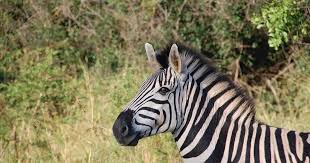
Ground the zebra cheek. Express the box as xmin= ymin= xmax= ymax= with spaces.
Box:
xmin=156 ymin=112 xmax=164 ymax=126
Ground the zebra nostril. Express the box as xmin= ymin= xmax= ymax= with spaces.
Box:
xmin=121 ymin=125 xmax=129 ymax=136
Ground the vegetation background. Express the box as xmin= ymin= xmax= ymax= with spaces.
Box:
xmin=0 ymin=0 xmax=309 ymax=162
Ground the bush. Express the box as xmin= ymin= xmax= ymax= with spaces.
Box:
xmin=0 ymin=48 xmax=85 ymax=160
xmin=158 ymin=1 xmax=277 ymax=71
xmin=0 ymin=0 xmax=309 ymax=162
xmin=252 ymin=0 xmax=310 ymax=49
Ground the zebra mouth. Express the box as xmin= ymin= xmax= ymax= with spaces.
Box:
xmin=125 ymin=134 xmax=140 ymax=146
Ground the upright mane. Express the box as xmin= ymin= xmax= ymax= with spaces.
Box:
xmin=157 ymin=43 xmax=256 ymax=118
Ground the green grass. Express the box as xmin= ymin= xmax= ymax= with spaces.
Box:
xmin=1 ymin=50 xmax=310 ymax=162
xmin=255 ymin=48 xmax=310 ymax=131
xmin=0 ymin=0 xmax=309 ymax=162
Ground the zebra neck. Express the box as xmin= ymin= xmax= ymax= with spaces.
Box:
xmin=247 ymin=123 xmax=310 ymax=163
xmin=174 ymin=119 xmax=310 ymax=162
xmin=173 ymin=73 xmax=255 ymax=139
xmin=172 ymin=72 xmax=258 ymax=160
xmin=173 ymin=78 xmax=254 ymax=150
xmin=173 ymin=102 xmax=256 ymax=161
xmin=170 ymin=51 xmax=310 ymax=162
xmin=176 ymin=65 xmax=256 ymax=132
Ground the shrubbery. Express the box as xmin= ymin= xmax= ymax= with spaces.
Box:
xmin=252 ymin=0 xmax=309 ymax=49
xmin=0 ymin=48 xmax=85 ymax=160
xmin=0 ymin=0 xmax=309 ymax=161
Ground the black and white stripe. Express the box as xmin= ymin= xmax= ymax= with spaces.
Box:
xmin=113 ymin=43 xmax=310 ymax=162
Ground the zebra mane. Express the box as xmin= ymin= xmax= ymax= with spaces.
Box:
xmin=158 ymin=43 xmax=256 ymax=118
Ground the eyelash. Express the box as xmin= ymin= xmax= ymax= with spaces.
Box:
xmin=158 ymin=87 xmax=170 ymax=95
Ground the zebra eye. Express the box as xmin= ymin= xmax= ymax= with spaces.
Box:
xmin=158 ymin=87 xmax=170 ymax=95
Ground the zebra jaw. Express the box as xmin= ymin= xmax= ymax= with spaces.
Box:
xmin=112 ymin=110 xmax=141 ymax=146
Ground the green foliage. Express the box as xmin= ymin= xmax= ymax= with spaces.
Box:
xmin=252 ymin=0 xmax=309 ymax=49
xmin=0 ymin=48 xmax=85 ymax=159
xmin=158 ymin=0 xmax=276 ymax=70
xmin=0 ymin=0 xmax=309 ymax=162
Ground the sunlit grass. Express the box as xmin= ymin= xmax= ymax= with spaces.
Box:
xmin=1 ymin=52 xmax=310 ymax=162
xmin=1 ymin=1 xmax=309 ymax=162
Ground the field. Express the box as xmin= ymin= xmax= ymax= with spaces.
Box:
xmin=0 ymin=1 xmax=310 ymax=162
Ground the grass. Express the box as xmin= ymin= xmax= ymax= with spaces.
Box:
xmin=0 ymin=0 xmax=309 ymax=162
xmin=6 ymin=53 xmax=310 ymax=162
xmin=255 ymin=48 xmax=310 ymax=131
xmin=1 ymin=48 xmax=310 ymax=162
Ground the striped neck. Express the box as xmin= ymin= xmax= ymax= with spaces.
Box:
xmin=168 ymin=51 xmax=309 ymax=162
xmin=171 ymin=52 xmax=256 ymax=159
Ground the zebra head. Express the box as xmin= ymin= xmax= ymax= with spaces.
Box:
xmin=113 ymin=43 xmax=188 ymax=146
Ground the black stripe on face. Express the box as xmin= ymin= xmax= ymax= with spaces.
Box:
xmin=160 ymin=70 xmax=166 ymax=87
xmin=134 ymin=94 xmax=154 ymax=110
xmin=162 ymin=100 xmax=173 ymax=133
xmin=164 ymin=69 xmax=168 ymax=85
xmin=149 ymin=98 xmax=170 ymax=105
xmin=168 ymin=68 xmax=173 ymax=84
xmin=172 ymin=86 xmax=181 ymax=134
xmin=133 ymin=75 xmax=160 ymax=106
xmin=156 ymin=110 xmax=167 ymax=133
xmin=134 ymin=118 xmax=153 ymax=128
xmin=136 ymin=107 xmax=160 ymax=115
xmin=138 ymin=114 xmax=157 ymax=122
xmin=158 ymin=72 xmax=162 ymax=87
xmin=130 ymin=75 xmax=157 ymax=108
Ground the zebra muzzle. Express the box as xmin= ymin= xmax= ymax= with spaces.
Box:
xmin=112 ymin=110 xmax=140 ymax=146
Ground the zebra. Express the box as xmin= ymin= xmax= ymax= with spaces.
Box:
xmin=112 ymin=43 xmax=310 ymax=163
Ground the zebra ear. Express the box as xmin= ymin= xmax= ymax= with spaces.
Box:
xmin=169 ymin=44 xmax=188 ymax=81
xmin=169 ymin=44 xmax=183 ymax=74
xmin=145 ymin=43 xmax=160 ymax=68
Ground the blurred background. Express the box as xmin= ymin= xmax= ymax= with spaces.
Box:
xmin=0 ymin=0 xmax=309 ymax=162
